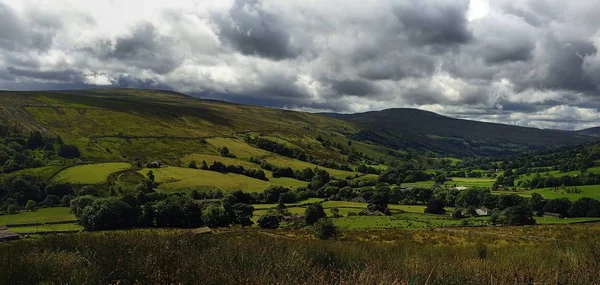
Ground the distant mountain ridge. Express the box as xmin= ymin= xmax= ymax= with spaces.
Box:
xmin=324 ymin=108 xmax=598 ymax=157
xmin=576 ymin=127 xmax=600 ymax=138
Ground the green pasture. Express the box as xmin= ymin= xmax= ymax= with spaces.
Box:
xmin=207 ymin=137 xmax=271 ymax=159
xmin=8 ymin=223 xmax=83 ymax=234
xmin=53 ymin=163 xmax=132 ymax=184
xmin=513 ymin=185 xmax=600 ymax=201
xmin=534 ymin=216 xmax=600 ymax=225
xmin=141 ymin=167 xmax=307 ymax=193
xmin=0 ymin=207 xmax=75 ymax=225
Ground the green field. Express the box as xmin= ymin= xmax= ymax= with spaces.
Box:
xmin=53 ymin=163 xmax=132 ymax=184
xmin=206 ymin=137 xmax=271 ymax=159
xmin=534 ymin=216 xmax=600 ymax=224
xmin=515 ymin=185 xmax=600 ymax=201
xmin=0 ymin=207 xmax=75 ymax=225
xmin=142 ymin=167 xmax=307 ymax=193
xmin=8 ymin=223 xmax=83 ymax=233
xmin=446 ymin=177 xmax=496 ymax=188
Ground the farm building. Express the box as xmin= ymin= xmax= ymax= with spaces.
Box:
xmin=0 ymin=225 xmax=19 ymax=242
xmin=475 ymin=207 xmax=490 ymax=216
xmin=192 ymin=227 xmax=213 ymax=235
xmin=543 ymin=212 xmax=562 ymax=218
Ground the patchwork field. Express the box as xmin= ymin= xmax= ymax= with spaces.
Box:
xmin=141 ymin=167 xmax=308 ymax=193
xmin=206 ymin=137 xmax=271 ymax=159
xmin=514 ymin=185 xmax=600 ymax=201
xmin=53 ymin=163 xmax=132 ymax=184
xmin=0 ymin=207 xmax=75 ymax=225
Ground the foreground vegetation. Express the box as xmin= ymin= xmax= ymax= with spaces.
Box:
xmin=2 ymin=226 xmax=600 ymax=284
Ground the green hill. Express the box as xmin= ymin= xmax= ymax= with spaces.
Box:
xmin=577 ymin=127 xmax=600 ymax=138
xmin=325 ymin=108 xmax=597 ymax=156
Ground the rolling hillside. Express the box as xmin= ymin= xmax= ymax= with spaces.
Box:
xmin=325 ymin=108 xmax=597 ymax=156
xmin=0 ymin=89 xmax=596 ymax=164
xmin=577 ymin=127 xmax=600 ymax=138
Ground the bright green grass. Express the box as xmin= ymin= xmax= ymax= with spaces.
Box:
xmin=142 ymin=167 xmax=306 ymax=193
xmin=8 ymin=223 xmax=83 ymax=233
xmin=207 ymin=137 xmax=271 ymax=159
xmin=53 ymin=163 xmax=132 ymax=184
xmin=446 ymin=177 xmax=496 ymax=188
xmin=143 ymin=167 xmax=270 ymax=193
xmin=0 ymin=207 xmax=75 ymax=225
xmin=534 ymin=216 xmax=600 ymax=224
xmin=515 ymin=185 xmax=600 ymax=201
xmin=353 ymin=174 xmax=379 ymax=181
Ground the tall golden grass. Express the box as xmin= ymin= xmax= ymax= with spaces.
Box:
xmin=1 ymin=225 xmax=600 ymax=284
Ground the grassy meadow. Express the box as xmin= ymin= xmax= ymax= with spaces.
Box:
xmin=3 ymin=226 xmax=600 ymax=284
xmin=514 ymin=185 xmax=600 ymax=201
xmin=53 ymin=163 xmax=132 ymax=184
xmin=140 ymin=167 xmax=308 ymax=193
xmin=0 ymin=207 xmax=75 ymax=225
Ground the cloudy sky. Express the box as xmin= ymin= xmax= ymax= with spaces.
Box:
xmin=1 ymin=0 xmax=600 ymax=130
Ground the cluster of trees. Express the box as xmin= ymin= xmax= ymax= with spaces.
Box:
xmin=529 ymin=194 xmax=600 ymax=218
xmin=248 ymin=157 xmax=315 ymax=181
xmin=356 ymin=164 xmax=381 ymax=175
xmin=460 ymin=143 xmax=600 ymax=178
xmin=197 ymin=160 xmax=267 ymax=181
xmin=518 ymin=172 xmax=600 ymax=189
xmin=245 ymin=135 xmax=353 ymax=172
xmin=0 ymin=174 xmax=75 ymax=213
xmin=257 ymin=202 xmax=337 ymax=239
xmin=378 ymin=167 xmax=430 ymax=184
xmin=0 ymin=124 xmax=80 ymax=174
xmin=218 ymin=147 xmax=236 ymax=158
xmin=72 ymin=191 xmax=255 ymax=230
xmin=244 ymin=135 xmax=308 ymax=161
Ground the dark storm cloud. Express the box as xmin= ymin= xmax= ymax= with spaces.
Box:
xmin=2 ymin=0 xmax=600 ymax=130
xmin=394 ymin=0 xmax=472 ymax=45
xmin=214 ymin=0 xmax=298 ymax=60
xmin=88 ymin=23 xmax=183 ymax=74
xmin=0 ymin=3 xmax=58 ymax=52
xmin=533 ymin=37 xmax=597 ymax=92
xmin=357 ymin=52 xmax=437 ymax=81
xmin=330 ymin=79 xmax=379 ymax=97
xmin=6 ymin=67 xmax=83 ymax=82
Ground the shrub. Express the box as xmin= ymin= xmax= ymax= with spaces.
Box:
xmin=313 ymin=218 xmax=337 ymax=240
xmin=305 ymin=204 xmax=326 ymax=225
xmin=257 ymin=214 xmax=280 ymax=229
xmin=7 ymin=204 xmax=20 ymax=214
xmin=58 ymin=144 xmax=80 ymax=159
xmin=425 ymin=199 xmax=446 ymax=215
xmin=24 ymin=200 xmax=37 ymax=211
